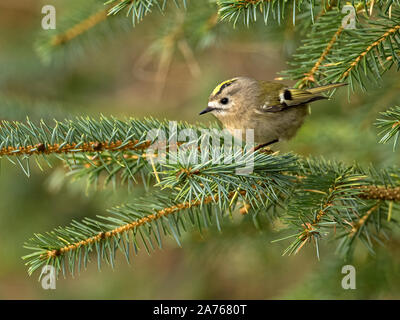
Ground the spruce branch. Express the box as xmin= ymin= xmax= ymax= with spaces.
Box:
xmin=4 ymin=0 xmax=400 ymax=286
xmin=281 ymin=159 xmax=369 ymax=258
xmin=276 ymin=159 xmax=400 ymax=258
xmin=0 ymin=116 xmax=149 ymax=177
xmin=50 ymin=9 xmax=109 ymax=47
xmin=157 ymin=149 xmax=298 ymax=205
xmin=299 ymin=25 xmax=344 ymax=87
xmin=23 ymin=189 xmax=251 ymax=277
xmin=282 ymin=6 xmax=400 ymax=90
xmin=35 ymin=0 xmax=125 ymax=63
xmin=340 ymin=23 xmax=400 ymax=82
xmin=376 ymin=105 xmax=400 ymax=149
xmin=0 ymin=116 xmax=196 ymax=175
xmin=62 ymin=151 xmax=154 ymax=190
xmin=216 ymin=0 xmax=396 ymax=26
xmin=281 ymin=10 xmax=345 ymax=86
xmin=21 ymin=148 xmax=400 ymax=277
xmin=1 ymin=115 xmax=397 ymax=277
xmin=106 ymin=0 xmax=187 ymax=25
xmin=217 ymin=0 xmax=317 ymax=26
xmin=0 ymin=138 xmax=151 ymax=157
xmin=347 ymin=203 xmax=381 ymax=239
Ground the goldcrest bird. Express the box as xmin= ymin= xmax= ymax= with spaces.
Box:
xmin=199 ymin=76 xmax=346 ymax=148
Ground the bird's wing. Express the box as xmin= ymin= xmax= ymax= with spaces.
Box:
xmin=255 ymin=81 xmax=286 ymax=113
xmin=258 ymin=104 xmax=285 ymax=113
xmin=257 ymin=83 xmax=346 ymax=113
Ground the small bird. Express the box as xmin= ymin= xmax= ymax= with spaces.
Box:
xmin=199 ymin=76 xmax=346 ymax=149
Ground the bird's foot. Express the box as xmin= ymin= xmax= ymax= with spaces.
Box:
xmin=257 ymin=147 xmax=275 ymax=155
xmin=253 ymin=139 xmax=279 ymax=153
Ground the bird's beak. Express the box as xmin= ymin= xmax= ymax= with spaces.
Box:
xmin=199 ymin=104 xmax=215 ymax=115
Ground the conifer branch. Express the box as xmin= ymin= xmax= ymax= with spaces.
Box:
xmin=218 ymin=0 xmax=290 ymax=26
xmin=282 ymin=6 xmax=400 ymax=90
xmin=0 ymin=139 xmax=151 ymax=157
xmin=0 ymin=116 xmax=188 ymax=166
xmin=51 ymin=9 xmax=109 ymax=47
xmin=23 ymin=183 xmax=260 ymax=277
xmin=281 ymin=161 xmax=368 ymax=257
xmin=216 ymin=1 xmax=398 ymax=26
xmin=39 ymin=190 xmax=245 ymax=266
xmin=106 ymin=0 xmax=187 ymax=25
xmin=340 ymin=24 xmax=400 ymax=80
xmin=1 ymin=117 xmax=398 ymax=240
xmin=376 ymin=105 xmax=400 ymax=149
xmin=299 ymin=25 xmax=344 ymax=87
xmin=19 ymin=126 xmax=400 ymax=277
xmin=347 ymin=203 xmax=380 ymax=238
xmin=5 ymin=0 xmax=400 ymax=285
xmin=35 ymin=0 xmax=128 ymax=63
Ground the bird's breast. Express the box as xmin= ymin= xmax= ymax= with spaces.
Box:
xmin=216 ymin=104 xmax=309 ymax=144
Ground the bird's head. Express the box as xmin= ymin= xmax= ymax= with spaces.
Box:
xmin=199 ymin=77 xmax=259 ymax=119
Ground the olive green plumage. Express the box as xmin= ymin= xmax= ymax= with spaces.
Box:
xmin=199 ymin=76 xmax=347 ymax=146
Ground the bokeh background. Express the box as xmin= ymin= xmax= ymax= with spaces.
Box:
xmin=0 ymin=0 xmax=399 ymax=299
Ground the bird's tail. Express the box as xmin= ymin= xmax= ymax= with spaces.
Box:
xmin=306 ymin=82 xmax=347 ymax=95
xmin=282 ymin=82 xmax=347 ymax=107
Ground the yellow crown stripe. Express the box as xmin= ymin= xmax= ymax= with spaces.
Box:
xmin=211 ymin=78 xmax=238 ymax=96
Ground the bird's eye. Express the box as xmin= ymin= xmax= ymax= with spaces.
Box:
xmin=220 ymin=97 xmax=229 ymax=105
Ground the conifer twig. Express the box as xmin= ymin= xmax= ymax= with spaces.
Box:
xmin=51 ymin=9 xmax=109 ymax=46
xmin=299 ymin=25 xmax=344 ymax=87
xmin=45 ymin=189 xmax=246 ymax=259
xmin=0 ymin=140 xmax=151 ymax=157
xmin=341 ymin=24 xmax=400 ymax=80
xmin=348 ymin=203 xmax=380 ymax=238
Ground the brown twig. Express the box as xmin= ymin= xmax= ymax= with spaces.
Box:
xmin=300 ymin=26 xmax=344 ymax=87
xmin=348 ymin=203 xmax=380 ymax=238
xmin=0 ymin=140 xmax=151 ymax=157
xmin=51 ymin=9 xmax=109 ymax=46
xmin=46 ymin=189 xmax=247 ymax=259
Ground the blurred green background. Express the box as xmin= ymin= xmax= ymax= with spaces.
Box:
xmin=0 ymin=0 xmax=399 ymax=299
